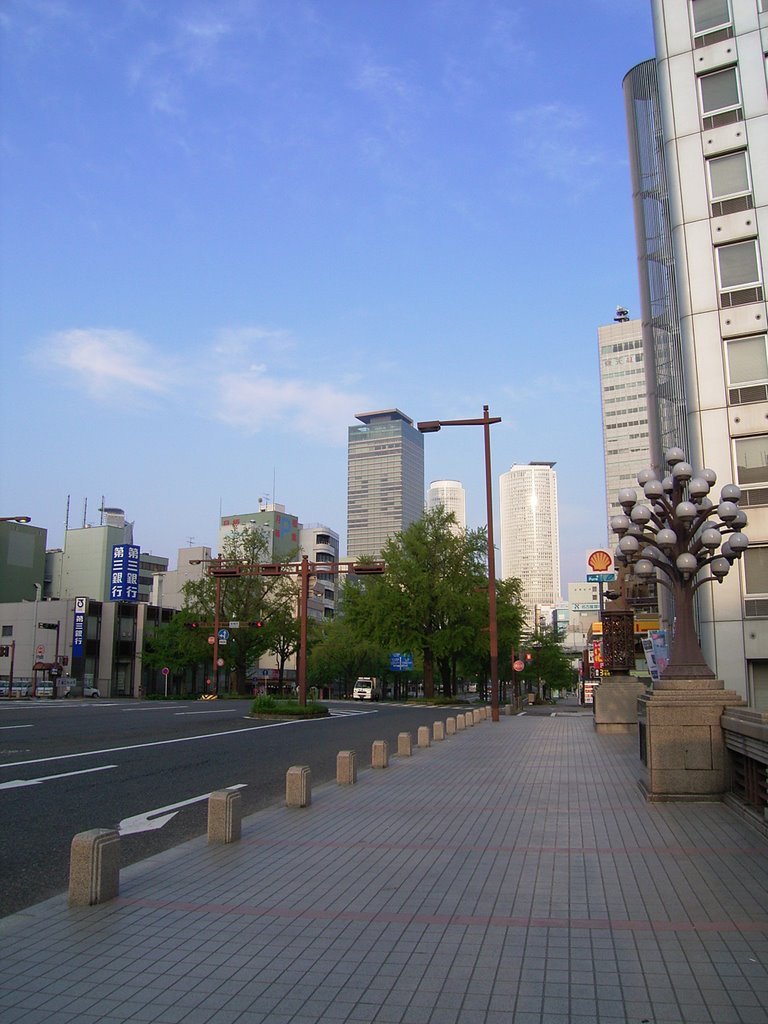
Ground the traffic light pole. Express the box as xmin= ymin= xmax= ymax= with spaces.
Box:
xmin=200 ymin=558 xmax=385 ymax=704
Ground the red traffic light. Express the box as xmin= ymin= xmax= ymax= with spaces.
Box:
xmin=525 ymin=652 xmax=532 ymax=661
xmin=187 ymin=622 xmax=199 ymax=630
xmin=250 ymin=620 xmax=263 ymax=628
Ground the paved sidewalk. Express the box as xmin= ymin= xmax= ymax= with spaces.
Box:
xmin=1 ymin=711 xmax=767 ymax=1024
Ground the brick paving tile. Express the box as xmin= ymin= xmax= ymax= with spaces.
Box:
xmin=0 ymin=711 xmax=766 ymax=1024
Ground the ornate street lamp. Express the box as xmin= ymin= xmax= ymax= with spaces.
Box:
xmin=610 ymin=447 xmax=749 ymax=680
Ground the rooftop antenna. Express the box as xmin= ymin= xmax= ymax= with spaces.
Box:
xmin=100 ymin=495 xmax=105 ymax=526
xmin=187 ymin=536 xmax=195 ymax=547
xmin=65 ymin=494 xmax=70 ymax=532
xmin=82 ymin=497 xmax=87 ymax=528
xmin=614 ymin=306 xmax=630 ymax=322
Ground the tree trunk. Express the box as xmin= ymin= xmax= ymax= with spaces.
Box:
xmin=423 ymin=647 xmax=434 ymax=698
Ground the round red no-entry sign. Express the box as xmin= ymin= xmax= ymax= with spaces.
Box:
xmin=513 ymin=660 xmax=525 ymax=672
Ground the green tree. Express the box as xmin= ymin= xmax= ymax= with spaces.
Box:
xmin=523 ymin=623 xmax=575 ymax=700
xmin=143 ymin=609 xmax=211 ymax=693
xmin=344 ymin=506 xmax=495 ymax=698
xmin=307 ymin=612 xmax=389 ymax=698
xmin=181 ymin=527 xmax=298 ymax=694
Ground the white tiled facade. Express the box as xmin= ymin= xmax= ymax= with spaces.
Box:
xmin=499 ymin=462 xmax=562 ymax=626
xmin=598 ymin=317 xmax=653 ymax=545
xmin=635 ymin=0 xmax=768 ymax=701
xmin=426 ymin=479 xmax=467 ymax=534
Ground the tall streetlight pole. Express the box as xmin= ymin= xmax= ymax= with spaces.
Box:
xmin=418 ymin=405 xmax=502 ymax=721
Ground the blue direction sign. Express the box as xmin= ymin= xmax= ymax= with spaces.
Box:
xmin=586 ymin=572 xmax=617 ymax=583
xmin=217 ymin=628 xmax=230 ymax=642
xmin=390 ymin=652 xmax=413 ymax=671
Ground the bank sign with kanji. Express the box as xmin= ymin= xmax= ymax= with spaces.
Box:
xmin=110 ymin=544 xmax=141 ymax=601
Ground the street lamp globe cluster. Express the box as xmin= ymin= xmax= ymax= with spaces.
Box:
xmin=611 ymin=447 xmax=749 ymax=680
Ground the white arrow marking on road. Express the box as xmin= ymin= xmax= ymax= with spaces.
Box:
xmin=117 ymin=784 xmax=247 ymax=836
xmin=0 ymin=765 xmax=117 ymax=790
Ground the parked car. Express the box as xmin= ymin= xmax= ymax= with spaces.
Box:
xmin=63 ymin=683 xmax=100 ymax=698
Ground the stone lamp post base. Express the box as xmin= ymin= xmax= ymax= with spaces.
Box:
xmin=637 ymin=678 xmax=744 ymax=801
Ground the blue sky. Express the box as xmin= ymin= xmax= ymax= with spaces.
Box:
xmin=1 ymin=0 xmax=654 ymax=588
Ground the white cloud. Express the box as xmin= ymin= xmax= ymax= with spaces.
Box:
xmin=211 ymin=325 xmax=295 ymax=358
xmin=508 ymin=102 xmax=605 ymax=190
xmin=35 ymin=327 xmax=171 ymax=398
xmin=215 ymin=367 xmax=367 ymax=445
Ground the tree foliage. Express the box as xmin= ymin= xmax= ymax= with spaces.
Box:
xmin=307 ymin=613 xmax=390 ymax=697
xmin=146 ymin=528 xmax=300 ymax=694
xmin=343 ymin=506 xmax=524 ymax=698
xmin=522 ymin=623 xmax=576 ymax=699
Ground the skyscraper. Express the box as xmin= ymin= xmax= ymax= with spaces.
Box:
xmin=499 ymin=462 xmax=561 ymax=625
xmin=426 ymin=479 xmax=466 ymax=534
xmin=598 ymin=312 xmax=652 ymax=544
xmin=347 ymin=409 xmax=425 ymax=560
xmin=624 ymin=0 xmax=768 ymax=702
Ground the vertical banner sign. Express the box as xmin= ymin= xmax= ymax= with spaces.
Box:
xmin=72 ymin=596 xmax=87 ymax=658
xmin=111 ymin=545 xmax=141 ymax=601
xmin=592 ymin=640 xmax=603 ymax=674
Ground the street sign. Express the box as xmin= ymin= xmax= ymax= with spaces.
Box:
xmin=36 ymin=645 xmax=44 ymax=657
xmin=217 ymin=628 xmax=230 ymax=642
xmin=586 ymin=572 xmax=617 ymax=583
xmin=217 ymin=658 xmax=225 ymax=667
xmin=161 ymin=667 xmax=170 ymax=677
xmin=390 ymin=652 xmax=413 ymax=671
xmin=229 ymin=621 xmax=240 ymax=629
xmin=207 ymin=636 xmax=215 ymax=645
xmin=513 ymin=659 xmax=525 ymax=672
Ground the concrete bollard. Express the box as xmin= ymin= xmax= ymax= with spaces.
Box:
xmin=433 ymin=721 xmax=445 ymax=742
xmin=372 ymin=739 xmax=389 ymax=768
xmin=465 ymin=711 xmax=474 ymax=727
xmin=446 ymin=717 xmax=457 ymax=736
xmin=397 ymin=732 xmax=413 ymax=757
xmin=208 ymin=788 xmax=242 ymax=844
xmin=69 ymin=828 xmax=120 ymax=906
xmin=456 ymin=714 xmax=465 ymax=731
xmin=417 ymin=725 xmax=431 ymax=748
xmin=337 ymin=750 xmax=357 ymax=785
xmin=286 ymin=765 xmax=312 ymax=807
xmin=473 ymin=709 xmax=482 ymax=724
xmin=505 ymin=704 xmax=513 ymax=716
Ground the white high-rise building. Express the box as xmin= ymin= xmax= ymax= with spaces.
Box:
xmin=499 ymin=462 xmax=562 ymax=625
xmin=624 ymin=0 xmax=768 ymax=702
xmin=598 ymin=313 xmax=652 ymax=544
xmin=426 ymin=480 xmax=466 ymax=534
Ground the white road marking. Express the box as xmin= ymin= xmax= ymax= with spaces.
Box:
xmin=117 ymin=784 xmax=247 ymax=835
xmin=0 ymin=765 xmax=117 ymax=790
xmin=0 ymin=725 xmax=33 ymax=731
xmin=0 ymin=718 xmax=315 ymax=770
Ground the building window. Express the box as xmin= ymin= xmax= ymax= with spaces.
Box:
xmin=727 ymin=335 xmax=768 ymax=404
xmin=717 ymin=239 xmax=763 ymax=307
xmin=699 ymin=67 xmax=742 ymax=126
xmin=744 ymin=546 xmax=768 ymax=617
xmin=734 ymin=435 xmax=768 ymax=508
xmin=692 ymin=0 xmax=732 ymax=39
xmin=1 ymin=625 xmax=12 ymax=637
xmin=707 ymin=151 xmax=753 ymax=215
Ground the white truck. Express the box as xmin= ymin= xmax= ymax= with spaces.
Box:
xmin=353 ymin=676 xmax=381 ymax=701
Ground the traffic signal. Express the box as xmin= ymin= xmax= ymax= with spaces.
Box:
xmin=525 ymin=652 xmax=532 ymax=663
xmin=186 ymin=622 xmax=199 ymax=631
xmin=0 ymin=645 xmax=9 ymax=657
